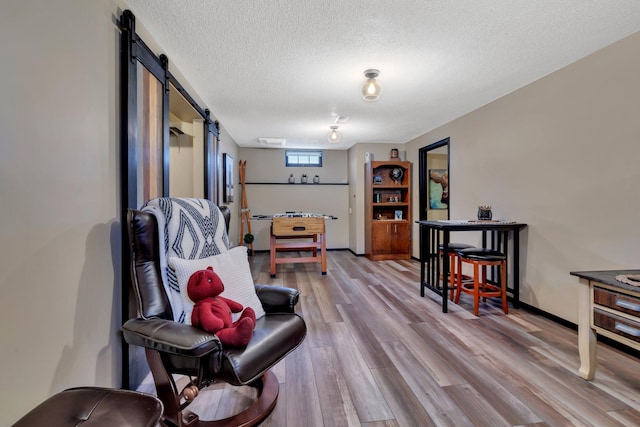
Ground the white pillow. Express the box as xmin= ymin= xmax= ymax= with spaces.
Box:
xmin=168 ymin=246 xmax=265 ymax=324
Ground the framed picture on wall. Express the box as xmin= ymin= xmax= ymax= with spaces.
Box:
xmin=223 ymin=153 xmax=234 ymax=203
xmin=429 ymin=169 xmax=449 ymax=209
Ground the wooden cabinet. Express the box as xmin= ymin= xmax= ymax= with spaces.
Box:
xmin=370 ymin=222 xmax=411 ymax=257
xmin=365 ymin=161 xmax=411 ymax=260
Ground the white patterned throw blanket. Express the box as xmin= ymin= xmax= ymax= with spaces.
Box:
xmin=142 ymin=198 xmax=230 ymax=322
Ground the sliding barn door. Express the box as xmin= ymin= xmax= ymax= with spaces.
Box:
xmin=119 ymin=10 xmax=220 ymax=390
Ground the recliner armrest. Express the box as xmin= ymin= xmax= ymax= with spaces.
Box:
xmin=122 ymin=318 xmax=221 ymax=357
xmin=255 ymin=284 xmax=300 ymax=314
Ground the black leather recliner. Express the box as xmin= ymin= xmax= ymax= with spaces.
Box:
xmin=122 ymin=200 xmax=307 ymax=427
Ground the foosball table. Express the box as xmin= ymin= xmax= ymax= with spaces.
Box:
xmin=270 ymin=213 xmax=327 ymax=277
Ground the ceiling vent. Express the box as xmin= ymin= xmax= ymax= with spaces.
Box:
xmin=334 ymin=115 xmax=351 ymax=125
xmin=258 ymin=137 xmax=286 ymax=146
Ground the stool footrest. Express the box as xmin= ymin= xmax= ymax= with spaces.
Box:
xmin=455 ymin=250 xmax=509 ymax=316
xmin=460 ymin=281 xmax=502 ymax=297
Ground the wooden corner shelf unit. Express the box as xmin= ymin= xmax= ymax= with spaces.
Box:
xmin=365 ymin=160 xmax=412 ymax=260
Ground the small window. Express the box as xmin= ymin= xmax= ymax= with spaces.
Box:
xmin=285 ymin=150 xmax=323 ymax=167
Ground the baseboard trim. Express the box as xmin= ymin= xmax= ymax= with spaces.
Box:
xmin=520 ymin=302 xmax=640 ymax=359
xmin=252 ymin=248 xmax=351 ymax=254
xmin=520 ymin=302 xmax=577 ymax=331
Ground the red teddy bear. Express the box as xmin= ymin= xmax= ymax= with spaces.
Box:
xmin=187 ymin=267 xmax=256 ymax=347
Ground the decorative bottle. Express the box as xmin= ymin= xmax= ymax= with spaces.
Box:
xmin=288 ymin=174 xmax=295 ymax=184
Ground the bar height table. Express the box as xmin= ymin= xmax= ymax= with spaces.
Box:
xmin=416 ymin=220 xmax=527 ymax=312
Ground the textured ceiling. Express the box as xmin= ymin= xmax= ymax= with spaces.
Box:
xmin=124 ymin=0 xmax=640 ymax=149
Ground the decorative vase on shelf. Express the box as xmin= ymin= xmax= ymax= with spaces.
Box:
xmin=313 ymin=175 xmax=319 ymax=184
xmin=301 ymin=174 xmax=308 ymax=184
xmin=477 ymin=205 xmax=492 ymax=220
xmin=288 ymin=174 xmax=295 ymax=184
xmin=389 ymin=167 xmax=403 ymax=184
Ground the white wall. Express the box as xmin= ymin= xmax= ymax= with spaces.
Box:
xmin=168 ymin=118 xmax=206 ymax=198
xmin=243 ymin=185 xmax=349 ymax=251
xmin=238 ymin=147 xmax=348 ymax=184
xmin=237 ymin=148 xmax=349 ymax=250
xmin=217 ymin=126 xmax=241 ymax=245
xmin=169 ymin=134 xmax=195 ymax=196
xmin=0 ymin=1 xmax=231 ymax=424
xmin=405 ymin=32 xmax=640 ymax=323
xmin=0 ymin=0 xmax=126 ymax=424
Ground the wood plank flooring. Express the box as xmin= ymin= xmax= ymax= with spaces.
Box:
xmin=140 ymin=250 xmax=640 ymax=427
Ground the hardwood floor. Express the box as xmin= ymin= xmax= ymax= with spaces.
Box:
xmin=142 ymin=250 xmax=640 ymax=426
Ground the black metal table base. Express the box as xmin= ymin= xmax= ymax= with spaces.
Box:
xmin=417 ymin=220 xmax=527 ymax=313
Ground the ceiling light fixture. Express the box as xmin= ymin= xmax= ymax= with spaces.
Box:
xmin=328 ymin=125 xmax=341 ymax=143
xmin=361 ymin=68 xmax=382 ymax=101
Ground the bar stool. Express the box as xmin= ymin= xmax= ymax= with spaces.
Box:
xmin=438 ymin=243 xmax=475 ymax=300
xmin=455 ymin=247 xmax=508 ymax=316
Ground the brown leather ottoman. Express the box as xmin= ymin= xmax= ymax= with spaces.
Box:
xmin=13 ymin=387 xmax=163 ymax=427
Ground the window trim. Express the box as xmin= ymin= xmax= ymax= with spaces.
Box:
xmin=285 ymin=150 xmax=323 ymax=167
